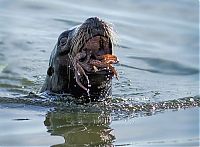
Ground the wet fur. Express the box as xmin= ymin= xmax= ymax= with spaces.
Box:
xmin=40 ymin=17 xmax=115 ymax=101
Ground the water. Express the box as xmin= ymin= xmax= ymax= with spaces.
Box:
xmin=0 ymin=0 xmax=199 ymax=146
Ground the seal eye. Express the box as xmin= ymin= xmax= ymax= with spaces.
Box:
xmin=60 ymin=37 xmax=67 ymax=46
xmin=59 ymin=37 xmax=70 ymax=55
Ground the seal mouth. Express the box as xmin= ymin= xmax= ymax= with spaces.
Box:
xmin=71 ymin=35 xmax=118 ymax=91
xmin=75 ymin=35 xmax=118 ymax=75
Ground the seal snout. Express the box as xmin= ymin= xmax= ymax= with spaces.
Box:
xmin=85 ymin=17 xmax=101 ymax=23
xmin=72 ymin=17 xmax=118 ymax=75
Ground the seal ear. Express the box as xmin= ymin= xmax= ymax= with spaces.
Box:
xmin=47 ymin=66 xmax=54 ymax=76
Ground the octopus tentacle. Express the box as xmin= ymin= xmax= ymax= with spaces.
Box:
xmin=89 ymin=59 xmax=119 ymax=80
xmin=74 ymin=65 xmax=87 ymax=91
xmin=70 ymin=49 xmax=119 ymax=91
xmin=77 ymin=62 xmax=90 ymax=89
xmin=71 ymin=51 xmax=91 ymax=91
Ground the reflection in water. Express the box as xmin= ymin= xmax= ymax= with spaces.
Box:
xmin=44 ymin=108 xmax=115 ymax=146
xmin=41 ymin=95 xmax=199 ymax=146
xmin=0 ymin=93 xmax=199 ymax=146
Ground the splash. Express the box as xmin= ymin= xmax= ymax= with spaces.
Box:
xmin=0 ymin=92 xmax=199 ymax=119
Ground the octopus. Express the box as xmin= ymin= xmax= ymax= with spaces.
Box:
xmin=72 ymin=50 xmax=119 ymax=91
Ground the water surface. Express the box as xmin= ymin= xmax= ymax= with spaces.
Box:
xmin=0 ymin=0 xmax=199 ymax=146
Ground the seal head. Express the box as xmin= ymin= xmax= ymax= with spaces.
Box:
xmin=41 ymin=17 xmax=118 ymax=101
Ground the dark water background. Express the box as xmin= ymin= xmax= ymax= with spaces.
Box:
xmin=0 ymin=0 xmax=199 ymax=146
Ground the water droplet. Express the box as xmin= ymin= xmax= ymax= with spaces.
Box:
xmin=87 ymin=89 xmax=90 ymax=97
xmin=189 ymin=98 xmax=194 ymax=102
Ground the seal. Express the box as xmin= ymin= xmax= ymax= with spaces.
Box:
xmin=40 ymin=17 xmax=118 ymax=101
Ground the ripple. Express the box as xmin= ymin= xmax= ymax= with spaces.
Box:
xmin=122 ymin=56 xmax=199 ymax=75
xmin=0 ymin=93 xmax=199 ymax=120
xmin=53 ymin=18 xmax=81 ymax=26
